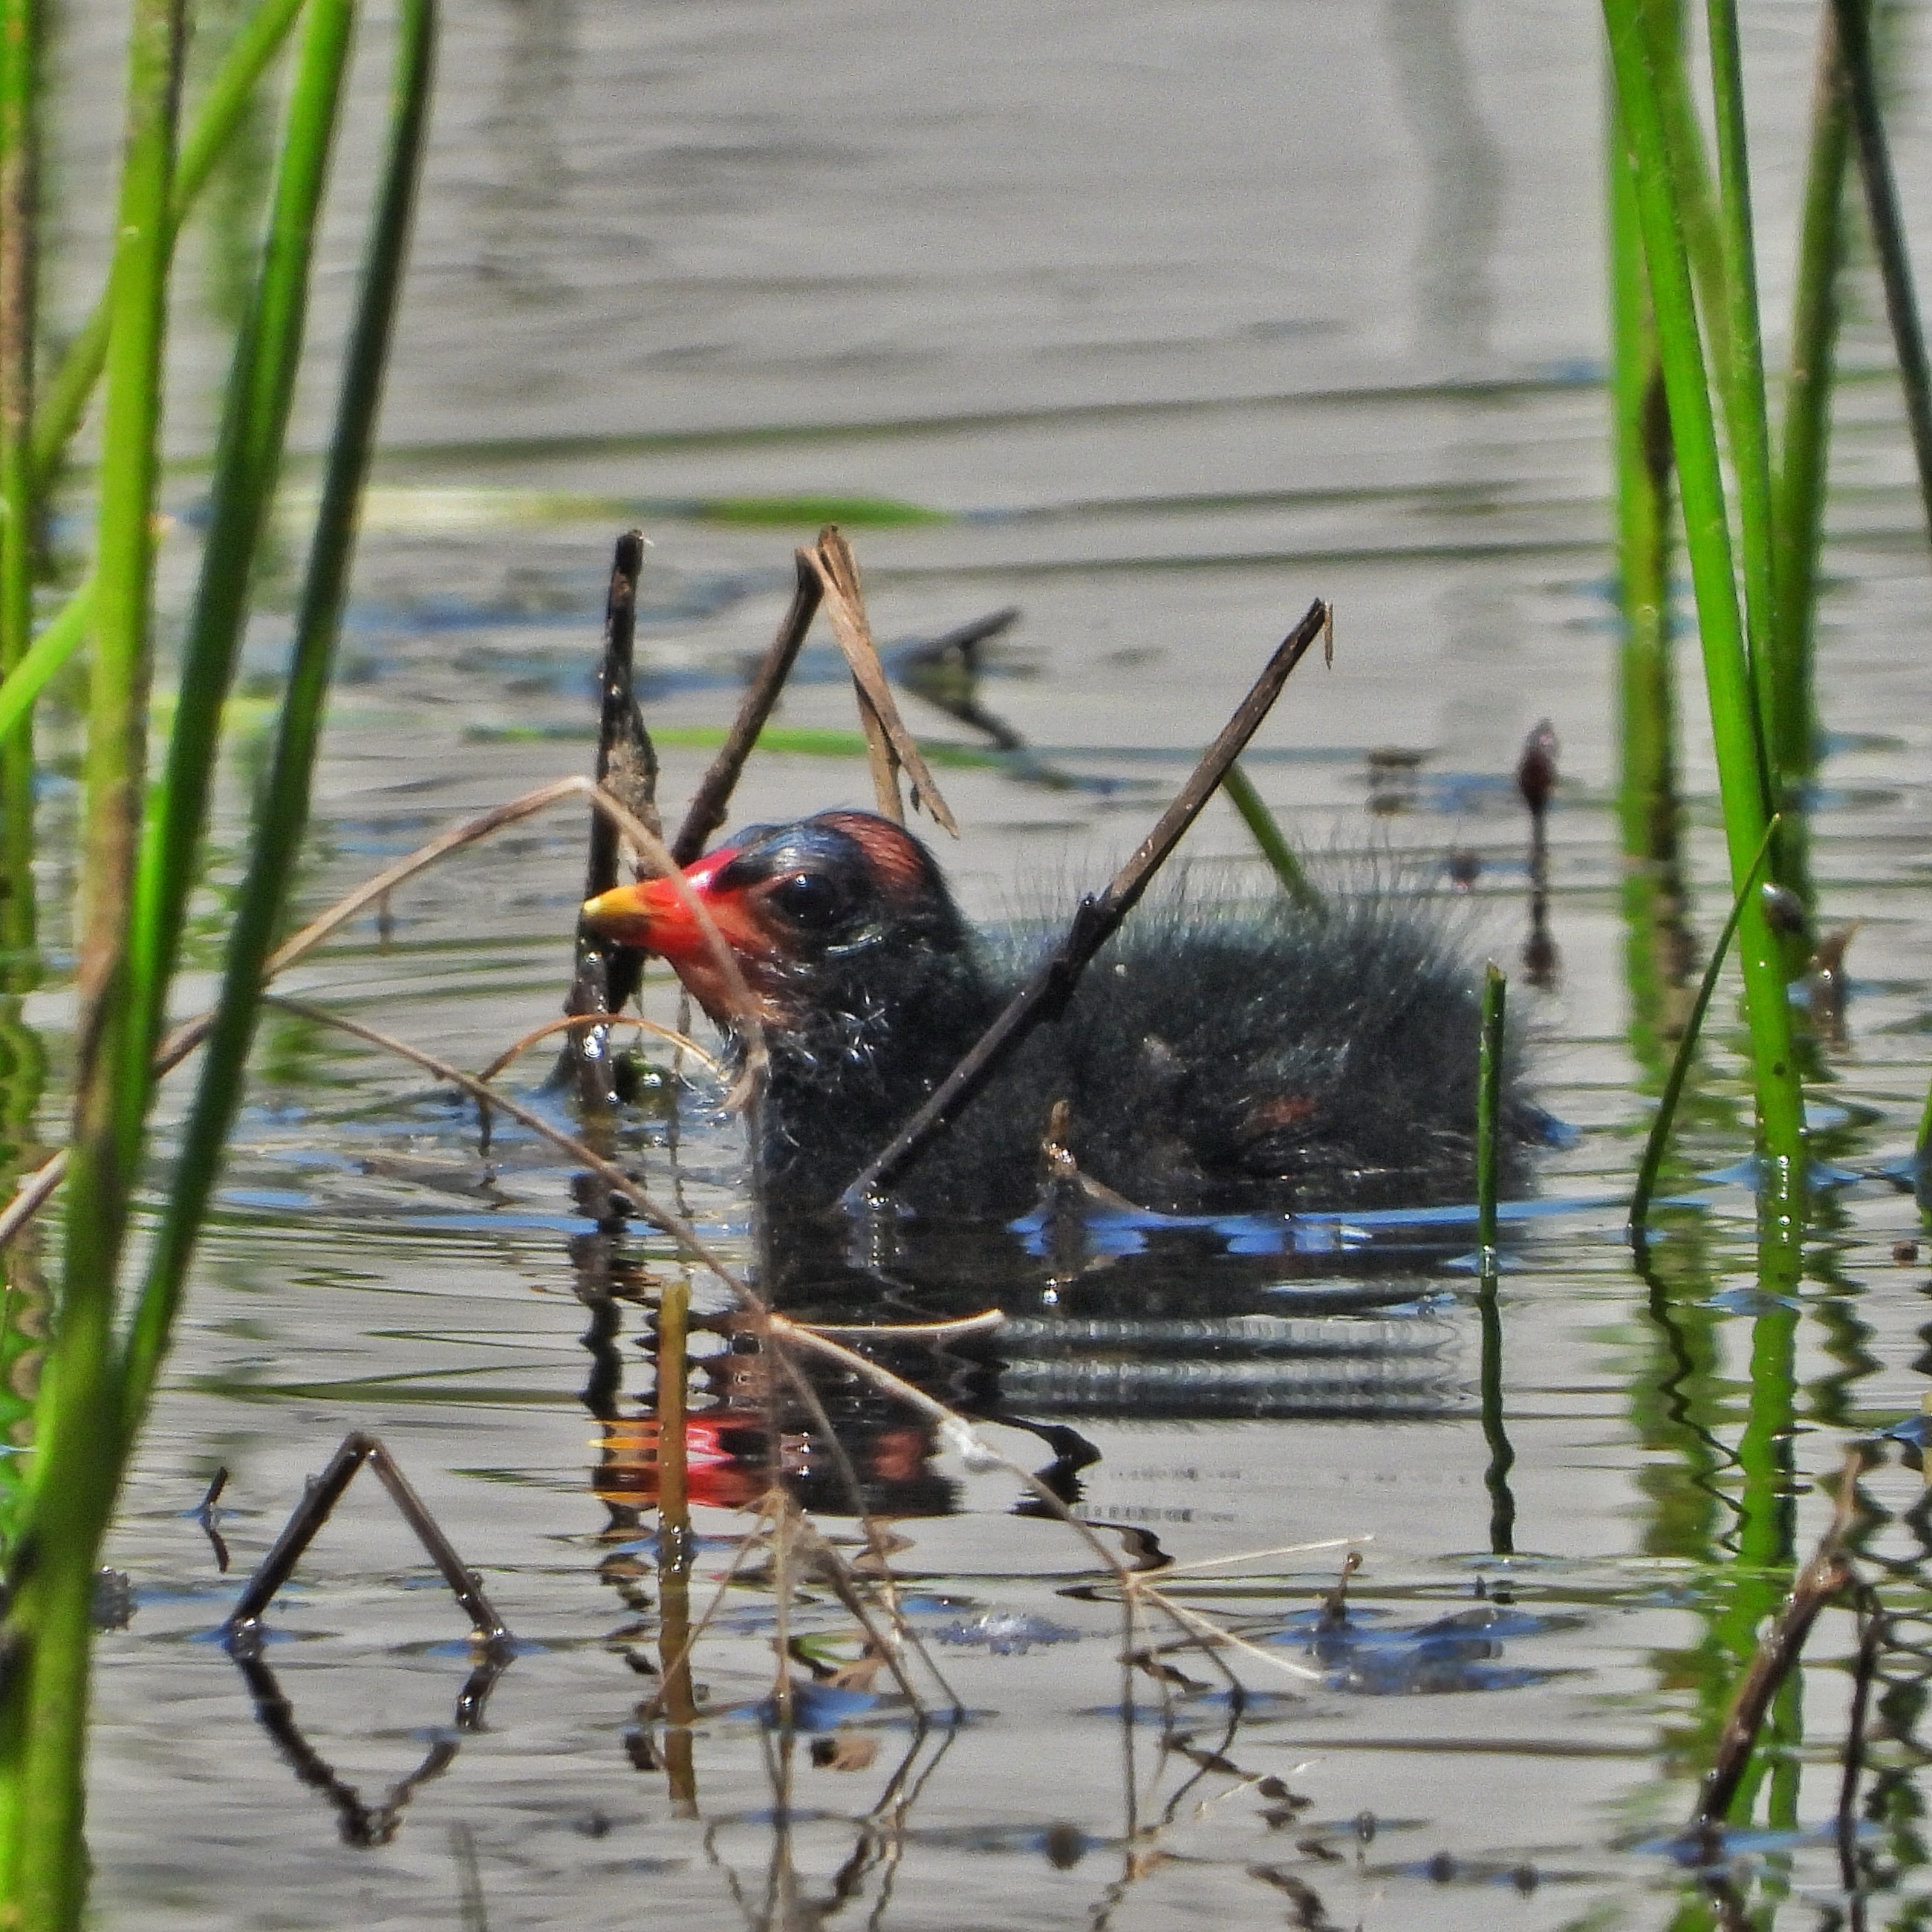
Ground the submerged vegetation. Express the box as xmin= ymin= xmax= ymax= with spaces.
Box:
xmin=0 ymin=0 xmax=1928 ymax=1925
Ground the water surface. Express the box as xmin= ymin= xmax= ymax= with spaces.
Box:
xmin=17 ymin=1 xmax=1932 ymax=1926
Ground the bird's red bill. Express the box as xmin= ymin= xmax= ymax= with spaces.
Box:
xmin=580 ymin=845 xmax=768 ymax=1021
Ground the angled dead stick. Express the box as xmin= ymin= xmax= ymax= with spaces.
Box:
xmin=221 ymin=1431 xmax=510 ymax=1645
xmin=1690 ymin=1443 xmax=1873 ymax=1833
xmin=841 ymin=597 xmax=1331 ymax=1203
xmin=806 ymin=527 xmax=959 ymax=835
xmin=674 ymin=551 xmax=822 ymax=865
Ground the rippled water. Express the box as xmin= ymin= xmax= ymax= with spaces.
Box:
xmin=15 ymin=1 xmax=1932 ymax=1926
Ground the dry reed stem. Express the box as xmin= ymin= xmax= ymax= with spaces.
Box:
xmin=764 ymin=1343 xmax=966 ymax=1715
xmin=264 ymin=995 xmax=755 ymax=1299
xmin=630 ymin=1520 xmax=768 ymax=1727
xmin=805 ymin=527 xmax=958 ymax=835
xmin=796 ymin=1309 xmax=1003 ymax=1342
xmin=1149 ymin=1535 xmax=1370 ymax=1578
xmin=768 ymin=1314 xmax=1265 ymax=1693
xmin=0 ymin=774 xmax=756 ymax=1251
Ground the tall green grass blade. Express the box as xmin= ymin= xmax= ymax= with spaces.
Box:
xmin=1637 ymin=0 xmax=1734 ymax=399
xmin=1220 ymin=761 xmax=1321 ymax=911
xmin=121 ymin=0 xmax=436 ymax=1439
xmin=1769 ymin=6 xmax=1851 ymax=793
xmin=0 ymin=579 xmax=93 ymax=747
xmin=1831 ymin=0 xmax=1932 ymax=556
xmin=1702 ymin=0 xmax=1780 ymax=778
xmin=1630 ymin=814 xmax=1780 ymax=1237
xmin=28 ymin=0 xmax=305 ymax=487
xmin=1609 ymin=86 xmax=1680 ymax=870
xmin=0 ymin=0 xmax=39 ymax=960
xmin=125 ymin=0 xmax=354 ymax=1072
xmin=1602 ymin=0 xmax=1806 ymax=1220
xmin=0 ymin=1 xmax=185 ymax=1917
xmin=1476 ymin=963 xmax=1505 ymax=1260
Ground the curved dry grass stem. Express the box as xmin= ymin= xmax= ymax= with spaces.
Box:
xmin=806 ymin=527 xmax=958 ymax=836
xmin=475 ymin=1012 xmax=720 ymax=1086
xmin=767 ymin=1313 xmax=1266 ymax=1689
xmin=594 ymin=786 xmax=768 ymax=1102
xmin=1151 ymin=1535 xmax=1370 ymax=1578
xmin=797 ymin=1310 xmax=1004 ymax=1342
xmin=1133 ymin=1591 xmax=1322 ymax=1686
xmin=0 ymin=774 xmax=763 ymax=1252
xmin=262 ymin=994 xmax=758 ymax=1304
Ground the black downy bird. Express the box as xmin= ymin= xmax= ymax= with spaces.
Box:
xmin=581 ymin=810 xmax=1538 ymax=1219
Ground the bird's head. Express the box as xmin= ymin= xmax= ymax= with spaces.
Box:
xmin=580 ymin=811 xmax=975 ymax=1030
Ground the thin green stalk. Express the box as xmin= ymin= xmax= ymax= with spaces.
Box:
xmin=1609 ymin=80 xmax=1680 ymax=871
xmin=1831 ymin=0 xmax=1932 ymax=559
xmin=0 ymin=1 xmax=185 ymax=1919
xmin=1630 ymin=815 xmax=1779 ymax=1236
xmin=1769 ymin=3 xmax=1852 ymax=793
xmin=125 ymin=0 xmax=355 ymax=1074
xmin=1638 ymin=0 xmax=1734 ymax=399
xmin=0 ymin=0 xmax=38 ymax=961
xmin=28 ymin=0 xmax=306 ymax=488
xmin=1703 ymin=0 xmax=1780 ymax=781
xmin=0 ymin=579 xmax=93 ymax=747
xmin=120 ymin=0 xmax=436 ymax=1440
xmin=1602 ymin=0 xmax=1806 ymax=1227
xmin=1220 ymin=761 xmax=1321 ymax=911
xmin=1476 ymin=963 xmax=1505 ymax=1258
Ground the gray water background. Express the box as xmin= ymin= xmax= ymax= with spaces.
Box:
xmin=20 ymin=0 xmax=1932 ymax=1925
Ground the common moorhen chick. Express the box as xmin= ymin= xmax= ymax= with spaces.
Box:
xmin=582 ymin=811 xmax=1535 ymax=1218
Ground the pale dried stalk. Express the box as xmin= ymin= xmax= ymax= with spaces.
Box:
xmin=0 ymin=774 xmax=761 ymax=1251
xmin=264 ymin=995 xmax=754 ymax=1300
xmin=769 ymin=1314 xmax=1257 ymax=1692
xmin=475 ymin=1012 xmax=720 ymax=1086
xmin=805 ymin=527 xmax=957 ymax=835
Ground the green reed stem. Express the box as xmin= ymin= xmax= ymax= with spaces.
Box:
xmin=121 ymin=0 xmax=435 ymax=1441
xmin=1630 ymin=815 xmax=1780 ymax=1237
xmin=124 ymin=0 xmax=354 ymax=1074
xmin=1603 ymin=0 xmax=1806 ymax=1225
xmin=0 ymin=2 xmax=184 ymax=1920
xmin=28 ymin=0 xmax=305 ymax=488
xmin=0 ymin=578 xmax=91 ymax=746
xmin=1609 ymin=82 xmax=1680 ymax=871
xmin=1769 ymin=4 xmax=1852 ymax=794
xmin=1638 ymin=0 xmax=1733 ymax=400
xmin=1703 ymin=0 xmax=1780 ymax=778
xmin=1220 ymin=761 xmax=1321 ymax=911
xmin=0 ymin=0 xmax=38 ymax=960
xmin=1477 ymin=963 xmax=1505 ymax=1259
xmin=1831 ymin=0 xmax=1932 ymax=556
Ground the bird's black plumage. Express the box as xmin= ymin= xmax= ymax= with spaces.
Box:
xmin=585 ymin=811 xmax=1538 ymax=1218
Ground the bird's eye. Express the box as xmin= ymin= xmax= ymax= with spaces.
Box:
xmin=764 ymin=870 xmax=843 ymax=928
